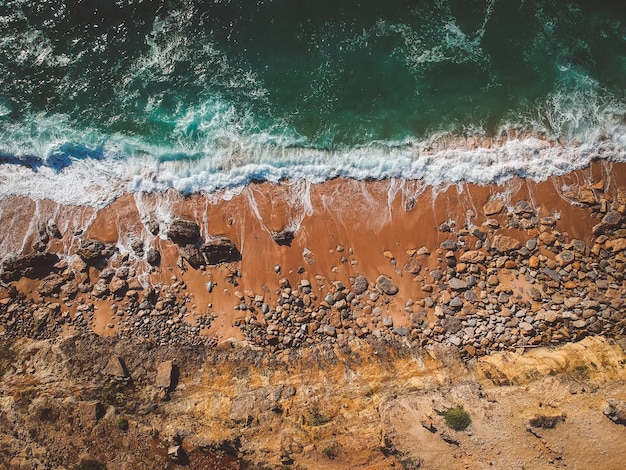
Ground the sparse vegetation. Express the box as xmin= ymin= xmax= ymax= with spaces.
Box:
xmin=438 ymin=406 xmax=471 ymax=431
xmin=322 ymin=441 xmax=339 ymax=459
xmin=115 ymin=417 xmax=129 ymax=431
xmin=74 ymin=460 xmax=106 ymax=470
xmin=529 ymin=413 xmax=565 ymax=429
xmin=308 ymin=407 xmax=331 ymax=426
xmin=573 ymin=364 xmax=590 ymax=378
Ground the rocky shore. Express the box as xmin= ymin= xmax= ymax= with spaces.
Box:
xmin=1 ymin=162 xmax=626 ymax=468
xmin=1 ymin=166 xmax=625 ymax=356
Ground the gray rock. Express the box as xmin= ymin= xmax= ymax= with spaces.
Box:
xmin=393 ymin=327 xmax=410 ymax=336
xmin=382 ymin=316 xmax=394 ymax=327
xmin=353 ymin=275 xmax=369 ymax=295
xmin=602 ymin=211 xmax=622 ymax=228
xmin=440 ymin=239 xmax=459 ymax=251
xmin=323 ymin=325 xmax=336 ymax=336
xmin=376 ymin=275 xmax=399 ymax=295
xmin=542 ymin=267 xmax=561 ymax=282
xmin=604 ymin=399 xmax=626 ymax=425
xmin=449 ymin=278 xmax=468 ymax=291
xmin=450 ymin=296 xmax=463 ymax=308
xmin=430 ymin=269 xmax=443 ymax=281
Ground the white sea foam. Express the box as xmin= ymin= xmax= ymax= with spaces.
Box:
xmin=0 ymin=129 xmax=624 ymax=208
xmin=0 ymin=86 xmax=624 ymax=207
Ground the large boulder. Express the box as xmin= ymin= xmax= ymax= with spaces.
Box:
xmin=146 ymin=247 xmax=161 ymax=266
xmin=156 ymin=360 xmax=178 ymax=391
xmin=273 ymin=229 xmax=295 ymax=246
xmin=602 ymin=211 xmax=622 ymax=229
xmin=77 ymin=239 xmax=116 ymax=262
xmin=38 ymin=274 xmax=65 ymax=296
xmin=167 ymin=218 xmax=201 ymax=245
xmin=104 ymin=355 xmax=129 ymax=380
xmin=1 ymin=252 xmax=59 ymax=281
xmin=201 ymin=237 xmax=241 ymax=265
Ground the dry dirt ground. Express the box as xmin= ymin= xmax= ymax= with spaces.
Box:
xmin=1 ymin=334 xmax=625 ymax=469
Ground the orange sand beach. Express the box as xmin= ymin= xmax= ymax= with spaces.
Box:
xmin=0 ymin=160 xmax=625 ymax=352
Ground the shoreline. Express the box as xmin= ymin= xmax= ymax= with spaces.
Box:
xmin=1 ymin=129 xmax=624 ymax=207
xmin=0 ymin=160 xmax=625 ymax=354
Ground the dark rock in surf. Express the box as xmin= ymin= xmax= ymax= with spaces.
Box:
xmin=201 ymin=237 xmax=242 ymax=265
xmin=273 ymin=230 xmax=295 ymax=247
xmin=167 ymin=219 xmax=201 ymax=246
xmin=146 ymin=247 xmax=161 ymax=266
xmin=1 ymin=252 xmax=59 ymax=281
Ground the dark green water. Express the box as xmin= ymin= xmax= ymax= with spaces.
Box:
xmin=0 ymin=0 xmax=624 ymax=201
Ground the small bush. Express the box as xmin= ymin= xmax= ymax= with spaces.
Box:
xmin=74 ymin=460 xmax=105 ymax=470
xmin=528 ymin=414 xmax=565 ymax=429
xmin=439 ymin=406 xmax=471 ymax=431
xmin=308 ymin=408 xmax=331 ymax=426
xmin=322 ymin=442 xmax=339 ymax=460
xmin=115 ymin=417 xmax=129 ymax=431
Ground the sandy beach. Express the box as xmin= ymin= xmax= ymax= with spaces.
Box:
xmin=1 ymin=159 xmax=624 ymax=348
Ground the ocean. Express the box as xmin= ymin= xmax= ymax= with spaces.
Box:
xmin=0 ymin=0 xmax=624 ymax=206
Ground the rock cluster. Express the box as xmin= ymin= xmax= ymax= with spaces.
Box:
xmin=0 ymin=185 xmax=624 ymax=357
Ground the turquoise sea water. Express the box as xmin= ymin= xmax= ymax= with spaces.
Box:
xmin=0 ymin=0 xmax=625 ymax=204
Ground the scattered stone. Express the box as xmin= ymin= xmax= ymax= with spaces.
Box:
xmin=604 ymin=399 xmax=626 ymax=425
xmin=449 ymin=278 xmax=468 ymax=291
xmin=483 ymin=199 xmax=505 ymax=216
xmin=459 ymin=251 xmax=486 ymax=263
xmin=491 ymin=235 xmax=521 ymax=253
xmin=555 ymin=250 xmax=575 ymax=267
xmin=403 ymin=254 xmax=422 ymax=274
xmin=417 ymin=246 xmax=430 ymax=256
xmin=606 ymin=238 xmax=626 ymax=252
xmin=323 ymin=325 xmax=336 ymax=337
xmin=376 ymin=275 xmax=399 ymax=295
xmin=352 ymin=276 xmax=369 ymax=295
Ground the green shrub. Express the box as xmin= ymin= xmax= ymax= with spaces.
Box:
xmin=115 ymin=417 xmax=129 ymax=431
xmin=439 ymin=406 xmax=471 ymax=431
xmin=322 ymin=442 xmax=339 ymax=459
xmin=74 ymin=460 xmax=105 ymax=470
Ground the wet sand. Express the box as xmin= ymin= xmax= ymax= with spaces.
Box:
xmin=0 ymin=160 xmax=625 ymax=344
